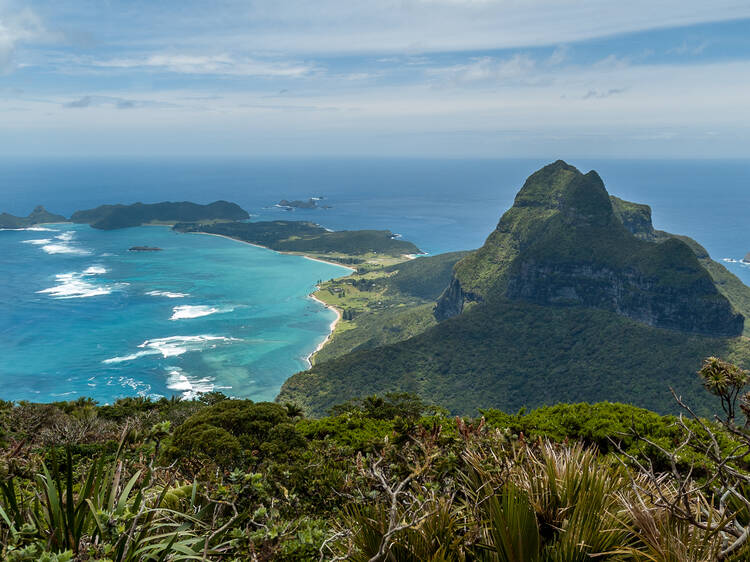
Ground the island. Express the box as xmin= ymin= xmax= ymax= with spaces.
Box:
xmin=129 ymin=246 xmax=163 ymax=252
xmin=743 ymin=252 xmax=750 ymax=264
xmin=276 ymin=197 xmax=330 ymax=210
xmin=0 ymin=205 xmax=66 ymax=228
xmin=70 ymin=200 xmax=249 ymax=230
xmin=173 ymin=220 xmax=421 ymax=264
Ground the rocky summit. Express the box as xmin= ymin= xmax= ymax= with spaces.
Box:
xmin=437 ymin=160 xmax=743 ymax=337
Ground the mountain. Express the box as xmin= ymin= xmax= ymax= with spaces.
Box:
xmin=0 ymin=206 xmax=66 ymax=228
xmin=278 ymin=161 xmax=750 ymax=416
xmin=70 ymin=201 xmax=249 ymax=229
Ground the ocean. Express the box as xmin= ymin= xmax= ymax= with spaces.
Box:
xmin=1 ymin=157 xmax=749 ymax=403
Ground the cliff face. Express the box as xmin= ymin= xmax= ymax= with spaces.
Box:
xmin=505 ymin=260 xmax=742 ymax=337
xmin=435 ymin=160 xmax=744 ymax=337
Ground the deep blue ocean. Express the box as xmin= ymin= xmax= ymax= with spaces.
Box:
xmin=1 ymin=158 xmax=749 ymax=403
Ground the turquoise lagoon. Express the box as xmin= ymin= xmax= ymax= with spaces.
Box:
xmin=0 ymin=223 xmax=350 ymax=403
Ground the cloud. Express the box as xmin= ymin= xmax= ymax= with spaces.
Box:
xmin=429 ymin=54 xmax=537 ymax=84
xmin=582 ymin=88 xmax=627 ymax=99
xmin=62 ymin=95 xmax=170 ymax=109
xmin=0 ymin=6 xmax=48 ymax=71
xmin=63 ymin=95 xmax=92 ymax=108
xmin=548 ymin=45 xmax=570 ymax=66
xmin=169 ymin=1 xmax=750 ymax=54
xmin=668 ymin=40 xmax=710 ymax=56
xmin=91 ymin=54 xmax=318 ymax=77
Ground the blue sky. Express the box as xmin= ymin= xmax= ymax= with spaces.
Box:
xmin=1 ymin=0 xmax=749 ymax=157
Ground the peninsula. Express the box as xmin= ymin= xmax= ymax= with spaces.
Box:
xmin=173 ymin=220 xmax=421 ymax=266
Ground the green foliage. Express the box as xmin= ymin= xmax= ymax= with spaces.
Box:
xmin=280 ymin=296 xmax=750 ymax=417
xmin=169 ymin=400 xmax=304 ymax=465
xmin=330 ymin=392 xmax=430 ymax=422
xmin=382 ymin=251 xmax=470 ymax=301
xmin=0 ymin=207 xmax=66 ymax=230
xmin=70 ymin=200 xmax=249 ymax=230
xmin=175 ymin=220 xmax=421 ymax=256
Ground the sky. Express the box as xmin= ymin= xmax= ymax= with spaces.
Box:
xmin=1 ymin=0 xmax=749 ymax=158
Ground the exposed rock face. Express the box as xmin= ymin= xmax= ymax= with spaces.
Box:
xmin=505 ymin=260 xmax=743 ymax=337
xmin=435 ymin=278 xmax=473 ymax=321
xmin=435 ymin=160 xmax=745 ymax=337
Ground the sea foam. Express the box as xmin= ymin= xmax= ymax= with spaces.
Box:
xmin=166 ymin=368 xmax=219 ymax=399
xmin=39 ymin=231 xmax=91 ymax=255
xmin=170 ymin=305 xmax=234 ymax=320
xmin=22 ymin=238 xmax=53 ymax=245
xmin=103 ymin=335 xmax=239 ymax=364
xmin=37 ymin=266 xmax=116 ymax=299
xmin=146 ymin=290 xmax=189 ymax=299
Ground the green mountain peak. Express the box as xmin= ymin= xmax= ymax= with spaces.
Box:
xmin=438 ymin=161 xmax=743 ymax=337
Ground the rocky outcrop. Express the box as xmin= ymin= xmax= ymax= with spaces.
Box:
xmin=506 ymin=260 xmax=743 ymax=337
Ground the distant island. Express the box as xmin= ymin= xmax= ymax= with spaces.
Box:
xmin=276 ymin=197 xmax=331 ymax=210
xmin=0 ymin=205 xmax=66 ymax=229
xmin=70 ymin=200 xmax=249 ymax=230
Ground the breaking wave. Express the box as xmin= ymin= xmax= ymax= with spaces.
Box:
xmin=170 ymin=305 xmax=234 ymax=320
xmin=102 ymin=335 xmax=239 ymax=364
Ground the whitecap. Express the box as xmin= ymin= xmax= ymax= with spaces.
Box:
xmin=36 ymin=230 xmax=91 ymax=255
xmin=38 ymin=267 xmax=119 ymax=299
xmin=38 ymin=273 xmax=112 ymax=299
xmin=22 ymin=238 xmax=53 ymax=245
xmin=723 ymin=258 xmax=739 ymax=263
xmin=145 ymin=290 xmax=189 ymax=299
xmin=103 ymin=335 xmax=239 ymax=364
xmin=166 ymin=368 xmax=218 ymax=400
xmin=83 ymin=266 xmax=107 ymax=275
xmin=41 ymin=243 xmax=91 ymax=256
xmin=170 ymin=304 xmax=234 ymax=320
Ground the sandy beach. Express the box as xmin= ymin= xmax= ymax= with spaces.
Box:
xmin=191 ymin=231 xmax=357 ymax=272
xmin=305 ymin=292 xmax=343 ymax=367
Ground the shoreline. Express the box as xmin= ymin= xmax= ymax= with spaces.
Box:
xmin=305 ymin=291 xmax=343 ymax=368
xmin=186 ymin=230 xmax=354 ymax=365
xmin=188 ymin=231 xmax=357 ymax=272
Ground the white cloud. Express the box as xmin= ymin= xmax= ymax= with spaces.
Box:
xmin=428 ymin=54 xmax=537 ymax=84
xmin=0 ymin=6 xmax=47 ymax=71
xmin=188 ymin=0 xmax=750 ymax=54
xmin=90 ymin=53 xmax=318 ymax=77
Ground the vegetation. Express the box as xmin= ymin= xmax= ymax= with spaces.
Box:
xmin=3 ymin=359 xmax=750 ymax=559
xmin=0 ymin=206 xmax=66 ymax=229
xmin=175 ymin=220 xmax=421 ymax=258
xmin=283 ymin=161 xmax=750 ymax=416
xmin=281 ymin=295 xmax=750 ymax=417
xmin=311 ymin=251 xmax=467 ymax=363
xmin=70 ymin=201 xmax=249 ymax=230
